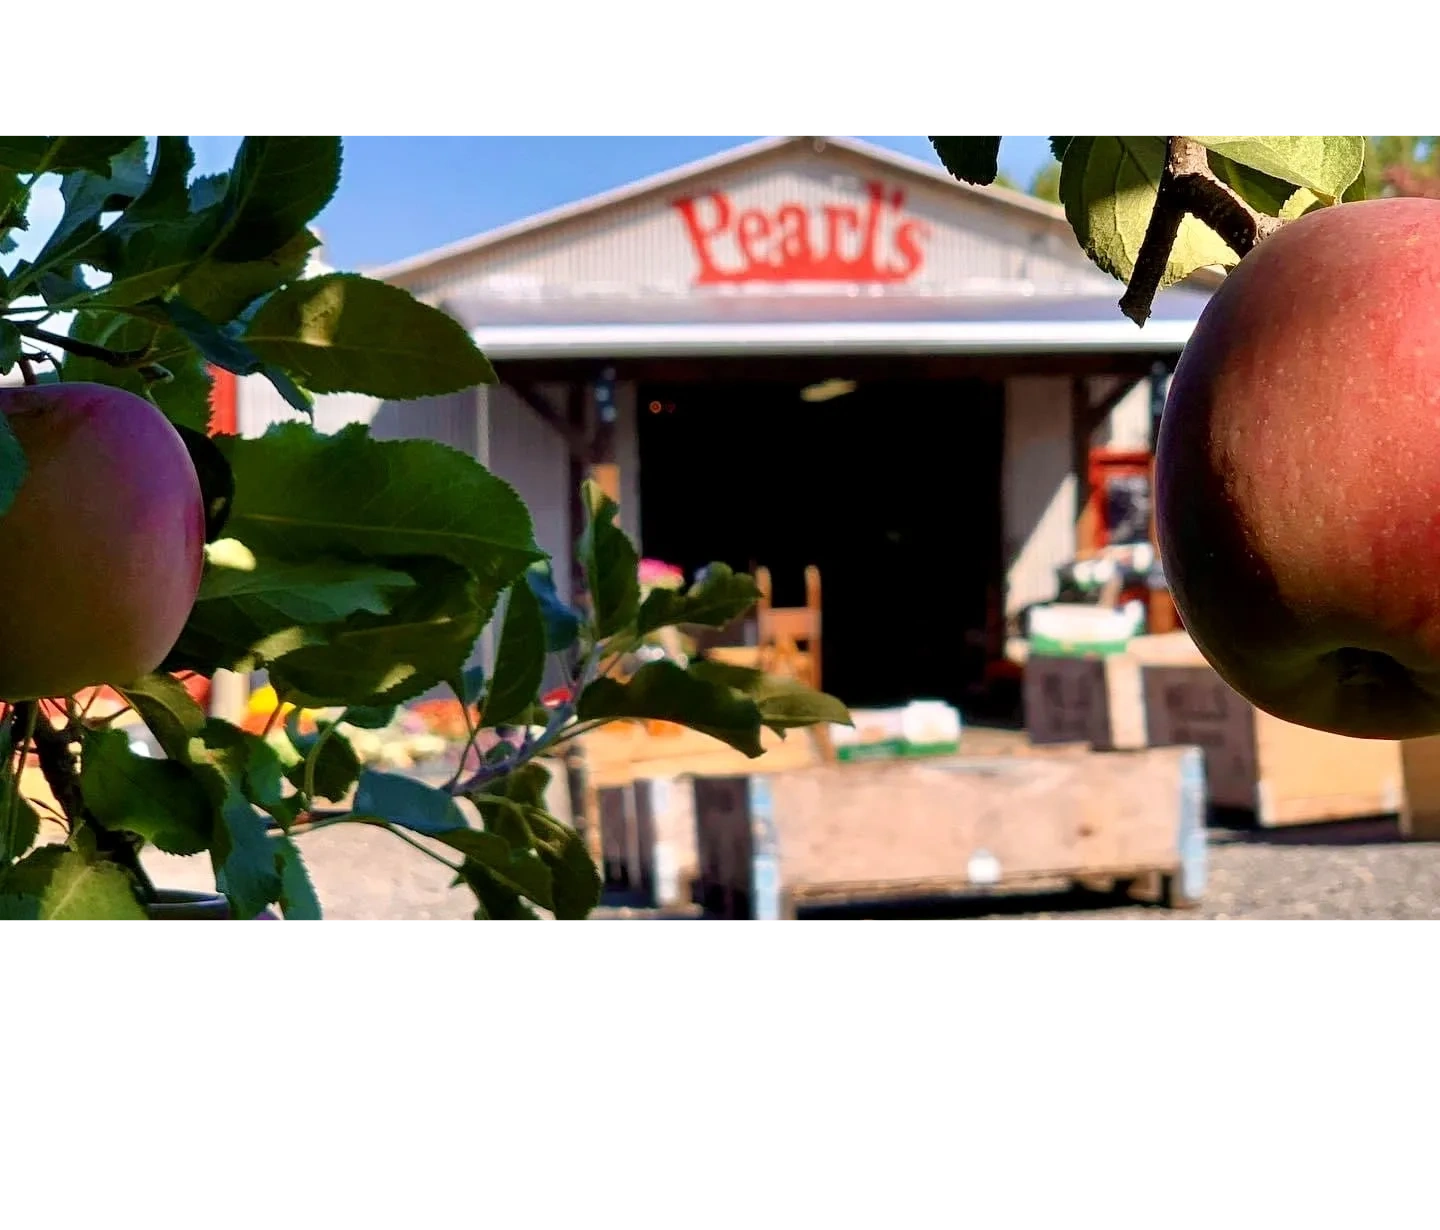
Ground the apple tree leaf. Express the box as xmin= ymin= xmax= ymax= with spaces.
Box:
xmin=577 ymin=480 xmax=639 ymax=639
xmin=484 ymin=580 xmax=547 ymax=727
xmin=636 ymin=562 xmax=759 ymax=634
xmin=243 ymin=273 xmax=497 ymax=398
xmin=1191 ymin=137 xmax=1365 ymax=203
xmin=929 ymin=137 xmax=1002 ymax=186
xmin=0 ymin=845 xmax=146 ymax=920
xmin=217 ymin=422 xmax=542 ymax=598
xmin=577 ymin=660 xmax=764 ymax=756
xmin=1059 ymin=136 xmax=1239 ymax=288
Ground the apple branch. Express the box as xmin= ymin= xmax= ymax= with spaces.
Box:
xmin=14 ymin=699 xmax=157 ymax=901
xmin=13 ymin=321 xmax=150 ymax=368
xmin=1120 ymin=137 xmax=1286 ymax=326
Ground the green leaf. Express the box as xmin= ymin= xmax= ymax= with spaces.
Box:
xmin=577 ymin=660 xmax=764 ymax=756
xmin=174 ymin=425 xmax=235 ymax=543
xmin=243 ymin=272 xmax=498 ymax=398
xmin=441 ymin=830 xmax=553 ymax=911
xmin=0 ymin=137 xmax=142 ymax=175
xmin=484 ymin=580 xmax=547 ymax=727
xmin=36 ymin=271 xmax=90 ymax=309
xmin=577 ymin=481 xmax=640 ymax=639
xmin=179 ymin=720 xmax=288 ymax=915
xmin=1059 ymin=136 xmax=1238 ymax=289
xmin=26 ymin=141 xmax=150 ymax=279
xmin=273 ymin=835 xmax=323 ymax=919
xmin=93 ymin=138 xmax=217 ymax=306
xmin=636 ymin=562 xmax=759 ymax=634
xmin=189 ymin=173 xmax=230 ymax=213
xmin=1049 ymin=137 xmax=1073 ymax=162
xmin=341 ymin=704 xmax=397 ymax=730
xmin=929 ymin=137 xmax=1002 ymax=186
xmin=118 ymin=674 xmax=209 ymax=761
xmin=685 ymin=660 xmax=851 ymax=735
xmin=160 ymin=298 xmax=265 ymax=375
xmin=0 ymin=895 xmax=40 ymax=919
xmin=178 ymin=229 xmax=320 ymax=323
xmin=80 ymin=727 xmax=215 ymax=856
xmin=0 ymin=400 xmax=28 ymax=520
xmin=527 ymin=809 xmax=601 ymax=920
xmin=211 ymin=792 xmax=282 ymax=919
xmin=284 ymin=716 xmax=360 ymax=803
xmin=456 ymin=664 xmax=487 ymax=708
xmin=1280 ymin=188 xmax=1325 ymax=219
xmin=456 ymin=858 xmax=542 ymax=920
xmin=265 ymin=557 xmax=488 ymax=708
xmin=1206 ymin=152 xmax=1296 ymax=217
xmin=0 ymin=322 xmax=20 ymax=374
xmin=213 ymin=137 xmax=342 ymax=262
xmin=1191 ymin=137 xmax=1365 ymax=203
xmin=525 ymin=563 xmax=581 ymax=654
xmin=218 ymin=422 xmax=542 ymax=595
xmin=192 ymin=720 xmax=289 ymax=812
xmin=352 ymin=769 xmax=468 ymax=835
xmin=195 ymin=545 xmax=415 ymax=621
xmin=0 ymin=845 xmax=146 ymax=920
xmin=0 ymin=774 xmax=40 ymax=866
xmin=61 ymin=312 xmax=215 ymax=434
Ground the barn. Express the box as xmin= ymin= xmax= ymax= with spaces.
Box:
xmin=223 ymin=135 xmax=1218 ymax=717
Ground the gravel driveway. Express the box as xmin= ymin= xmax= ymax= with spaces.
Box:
xmin=789 ymin=818 xmax=1440 ymax=920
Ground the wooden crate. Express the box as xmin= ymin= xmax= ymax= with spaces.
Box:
xmin=690 ymin=745 xmax=1208 ymax=918
xmin=1027 ymin=631 xmax=1406 ymax=827
xmin=1140 ymin=665 xmax=1403 ymax=826
xmin=570 ymin=723 xmax=823 ymax=875
xmin=1023 ymin=653 xmax=1146 ymax=750
xmin=1397 ymin=736 xmax=1440 ymax=840
xmin=593 ymin=776 xmax=700 ymax=908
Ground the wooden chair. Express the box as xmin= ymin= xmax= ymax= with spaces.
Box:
xmin=703 ymin=565 xmax=823 ymax=688
xmin=754 ymin=565 xmax=823 ymax=691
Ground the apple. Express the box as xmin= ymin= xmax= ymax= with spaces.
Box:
xmin=0 ymin=382 xmax=205 ymax=701
xmin=1156 ymin=196 xmax=1440 ymax=740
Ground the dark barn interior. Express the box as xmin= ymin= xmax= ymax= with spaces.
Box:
xmin=636 ymin=376 xmax=1005 ymax=712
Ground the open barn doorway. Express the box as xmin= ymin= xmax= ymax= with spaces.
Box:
xmin=636 ymin=375 xmax=1005 ymax=714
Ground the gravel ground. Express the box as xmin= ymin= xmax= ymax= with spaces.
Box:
xmin=785 ymin=818 xmax=1440 ymax=921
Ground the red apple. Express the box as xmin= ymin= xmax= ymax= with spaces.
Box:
xmin=0 ymin=382 xmax=205 ymax=701
xmin=1156 ymin=196 xmax=1440 ymax=740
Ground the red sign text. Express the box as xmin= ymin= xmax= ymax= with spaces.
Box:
xmin=672 ymin=180 xmax=930 ymax=285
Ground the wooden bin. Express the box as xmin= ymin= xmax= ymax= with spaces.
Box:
xmin=690 ymin=745 xmax=1208 ymax=918
xmin=1024 ymin=632 xmax=1406 ymax=827
xmin=580 ymin=722 xmax=824 ymax=906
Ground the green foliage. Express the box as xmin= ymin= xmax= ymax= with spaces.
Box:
xmin=0 ymin=134 xmax=850 ymax=921
xmin=928 ymin=137 xmax=1003 ymax=186
xmin=1059 ymin=136 xmax=1240 ymax=288
xmin=934 ymin=133 xmax=1371 ymax=323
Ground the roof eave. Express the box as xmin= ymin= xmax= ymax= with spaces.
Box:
xmin=469 ymin=319 xmax=1196 ymax=361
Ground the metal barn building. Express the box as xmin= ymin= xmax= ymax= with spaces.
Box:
xmin=228 ymin=135 xmax=1217 ymax=713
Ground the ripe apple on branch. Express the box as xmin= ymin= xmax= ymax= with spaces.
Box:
xmin=937 ymin=135 xmax=1433 ymax=742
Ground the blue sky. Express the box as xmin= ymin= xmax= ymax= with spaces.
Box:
xmin=194 ymin=135 xmax=1057 ymax=272
xmin=5 ymin=136 xmax=1056 ymax=277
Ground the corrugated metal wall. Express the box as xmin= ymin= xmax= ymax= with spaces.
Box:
xmin=402 ymin=147 xmax=1117 ymax=303
xmin=1002 ymin=376 xmax=1075 ymax=617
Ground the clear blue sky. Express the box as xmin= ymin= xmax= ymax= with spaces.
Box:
xmin=189 ymin=135 xmax=1057 ymax=272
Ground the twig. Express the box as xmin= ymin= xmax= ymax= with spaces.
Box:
xmin=15 ymin=700 xmax=157 ymax=902
xmin=17 ymin=355 xmax=36 ymax=386
xmin=1120 ymin=136 xmax=1286 ymax=326
xmin=14 ymin=322 xmax=150 ymax=368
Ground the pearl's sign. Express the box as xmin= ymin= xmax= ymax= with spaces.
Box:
xmin=672 ymin=179 xmax=930 ymax=285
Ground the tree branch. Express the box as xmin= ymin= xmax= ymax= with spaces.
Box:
xmin=13 ymin=322 xmax=150 ymax=368
xmin=1120 ymin=137 xmax=1286 ymax=326
xmin=14 ymin=700 xmax=156 ymax=901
